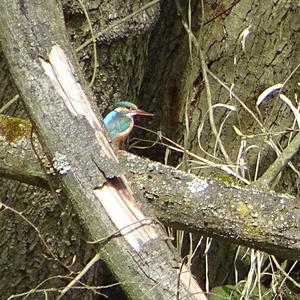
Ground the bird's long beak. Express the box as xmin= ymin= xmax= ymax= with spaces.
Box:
xmin=133 ymin=109 xmax=154 ymax=116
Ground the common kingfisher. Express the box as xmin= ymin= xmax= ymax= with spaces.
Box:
xmin=103 ymin=101 xmax=153 ymax=149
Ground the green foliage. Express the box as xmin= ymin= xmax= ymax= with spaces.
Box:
xmin=210 ymin=283 xmax=272 ymax=300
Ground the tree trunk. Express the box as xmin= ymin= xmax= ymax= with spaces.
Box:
xmin=1 ymin=0 xmax=299 ymax=298
xmin=139 ymin=0 xmax=300 ymax=291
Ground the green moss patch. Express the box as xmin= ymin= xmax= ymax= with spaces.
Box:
xmin=0 ymin=114 xmax=32 ymax=142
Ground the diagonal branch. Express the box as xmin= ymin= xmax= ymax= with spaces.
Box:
xmin=0 ymin=1 xmax=205 ymax=299
xmin=1 ymin=114 xmax=300 ymax=260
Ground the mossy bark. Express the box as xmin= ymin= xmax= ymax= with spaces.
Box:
xmin=0 ymin=0 xmax=206 ymax=299
xmin=0 ymin=0 xmax=299 ymax=298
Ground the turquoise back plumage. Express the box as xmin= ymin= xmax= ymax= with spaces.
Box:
xmin=103 ymin=110 xmax=133 ymax=139
xmin=103 ymin=101 xmax=152 ymax=148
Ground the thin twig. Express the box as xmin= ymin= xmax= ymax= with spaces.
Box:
xmin=76 ymin=0 xmax=160 ymax=52
xmin=175 ymin=0 xmax=233 ymax=165
xmin=207 ymin=69 xmax=264 ymax=128
xmin=77 ymin=0 xmax=98 ymax=87
xmin=199 ymin=48 xmax=233 ymax=165
xmin=0 ymin=94 xmax=19 ymax=113
xmin=0 ymin=202 xmax=71 ymax=272
xmin=271 ymin=256 xmax=300 ymax=289
xmin=135 ymin=125 xmax=250 ymax=184
xmin=58 ymin=253 xmax=101 ymax=298
xmin=251 ymin=130 xmax=300 ymax=189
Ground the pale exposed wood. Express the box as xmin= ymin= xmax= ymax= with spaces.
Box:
xmin=40 ymin=44 xmax=158 ymax=251
xmin=0 ymin=0 xmax=206 ymax=299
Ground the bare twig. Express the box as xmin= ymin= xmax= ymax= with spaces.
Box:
xmin=0 ymin=94 xmax=19 ymax=113
xmin=76 ymin=0 xmax=98 ymax=87
xmin=76 ymin=0 xmax=160 ymax=52
xmin=0 ymin=202 xmax=72 ymax=272
xmin=251 ymin=130 xmax=300 ymax=189
xmin=58 ymin=253 xmax=100 ymax=299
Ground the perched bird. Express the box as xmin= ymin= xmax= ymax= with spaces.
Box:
xmin=103 ymin=101 xmax=153 ymax=149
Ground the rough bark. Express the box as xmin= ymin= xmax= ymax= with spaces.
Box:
xmin=1 ymin=114 xmax=300 ymax=261
xmin=0 ymin=1 xmax=205 ymax=299
xmin=0 ymin=0 xmax=164 ymax=298
xmin=138 ymin=0 xmax=300 ymax=291
xmin=1 ymin=0 xmax=299 ymax=297
xmin=141 ymin=0 xmax=300 ymax=182
xmin=63 ymin=0 xmax=160 ymax=111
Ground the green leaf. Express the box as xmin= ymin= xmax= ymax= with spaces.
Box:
xmin=210 ymin=284 xmax=272 ymax=300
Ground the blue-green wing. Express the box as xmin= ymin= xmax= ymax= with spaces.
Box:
xmin=103 ymin=111 xmax=132 ymax=139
